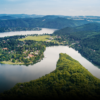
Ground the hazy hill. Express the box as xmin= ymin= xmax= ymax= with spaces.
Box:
xmin=0 ymin=16 xmax=90 ymax=30
xmin=0 ymin=14 xmax=44 ymax=19
xmin=0 ymin=16 xmax=14 ymax=20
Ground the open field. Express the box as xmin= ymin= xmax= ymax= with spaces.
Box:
xmin=19 ymin=35 xmax=51 ymax=41
xmin=0 ymin=61 xmax=24 ymax=65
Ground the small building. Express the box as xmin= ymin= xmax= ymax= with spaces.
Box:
xmin=2 ymin=48 xmax=8 ymax=50
xmin=34 ymin=50 xmax=39 ymax=55
xmin=49 ymin=37 xmax=53 ymax=40
xmin=28 ymin=54 xmax=34 ymax=58
xmin=30 ymin=52 xmax=33 ymax=54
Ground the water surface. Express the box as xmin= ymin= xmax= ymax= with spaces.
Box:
xmin=0 ymin=28 xmax=57 ymax=37
xmin=0 ymin=46 xmax=100 ymax=93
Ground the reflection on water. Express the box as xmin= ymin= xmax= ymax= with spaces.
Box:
xmin=0 ymin=46 xmax=100 ymax=93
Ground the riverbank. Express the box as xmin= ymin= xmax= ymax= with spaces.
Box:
xmin=0 ymin=27 xmax=42 ymax=33
xmin=0 ymin=34 xmax=64 ymax=66
xmin=0 ymin=61 xmax=24 ymax=65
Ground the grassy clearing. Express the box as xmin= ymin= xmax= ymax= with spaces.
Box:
xmin=19 ymin=35 xmax=51 ymax=41
xmin=0 ymin=61 xmax=24 ymax=65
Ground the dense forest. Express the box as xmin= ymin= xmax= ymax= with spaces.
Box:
xmin=0 ymin=15 xmax=90 ymax=32
xmin=0 ymin=27 xmax=41 ymax=33
xmin=1 ymin=53 xmax=100 ymax=99
xmin=74 ymin=34 xmax=100 ymax=65
xmin=53 ymin=22 xmax=100 ymax=66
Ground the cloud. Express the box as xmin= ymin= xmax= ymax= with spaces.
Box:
xmin=0 ymin=0 xmax=100 ymax=16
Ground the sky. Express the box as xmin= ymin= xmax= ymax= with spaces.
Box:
xmin=0 ymin=0 xmax=100 ymax=16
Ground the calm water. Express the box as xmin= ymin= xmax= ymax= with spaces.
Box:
xmin=0 ymin=46 xmax=100 ymax=93
xmin=0 ymin=28 xmax=57 ymax=37
xmin=0 ymin=29 xmax=100 ymax=93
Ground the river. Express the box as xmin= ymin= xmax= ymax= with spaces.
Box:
xmin=0 ymin=29 xmax=100 ymax=93
xmin=0 ymin=28 xmax=57 ymax=37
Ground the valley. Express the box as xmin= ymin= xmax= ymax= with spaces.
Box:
xmin=0 ymin=15 xmax=100 ymax=99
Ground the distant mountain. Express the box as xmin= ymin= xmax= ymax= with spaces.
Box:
xmin=0 ymin=14 xmax=44 ymax=19
xmin=0 ymin=14 xmax=100 ymax=23
xmin=0 ymin=16 xmax=14 ymax=20
xmin=40 ymin=17 xmax=90 ymax=29
xmin=0 ymin=15 xmax=90 ymax=30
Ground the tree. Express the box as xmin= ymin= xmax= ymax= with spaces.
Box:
xmin=12 ymin=59 xmax=15 ymax=63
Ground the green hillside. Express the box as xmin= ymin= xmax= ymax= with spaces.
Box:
xmin=54 ymin=23 xmax=100 ymax=40
xmin=53 ymin=23 xmax=100 ymax=65
xmin=0 ymin=16 xmax=90 ymax=32
xmin=74 ymin=34 xmax=100 ymax=65
xmin=1 ymin=53 xmax=100 ymax=99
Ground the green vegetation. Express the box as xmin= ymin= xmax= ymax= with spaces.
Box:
xmin=0 ymin=26 xmax=41 ymax=33
xmin=0 ymin=16 xmax=89 ymax=33
xmin=54 ymin=23 xmax=100 ymax=40
xmin=19 ymin=35 xmax=51 ymax=41
xmin=0 ymin=35 xmax=61 ymax=65
xmin=53 ymin=22 xmax=100 ymax=66
xmin=0 ymin=35 xmax=46 ymax=66
xmin=0 ymin=61 xmax=24 ymax=65
xmin=1 ymin=53 xmax=100 ymax=99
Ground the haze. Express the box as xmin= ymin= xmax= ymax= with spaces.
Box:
xmin=0 ymin=0 xmax=100 ymax=16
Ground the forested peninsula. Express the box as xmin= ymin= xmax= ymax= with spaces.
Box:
xmin=1 ymin=53 xmax=100 ymax=99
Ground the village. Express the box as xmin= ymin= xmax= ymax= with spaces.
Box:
xmin=0 ymin=36 xmax=46 ymax=65
xmin=0 ymin=34 xmax=76 ymax=65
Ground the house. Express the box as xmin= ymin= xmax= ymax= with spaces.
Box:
xmin=23 ymin=50 xmax=28 ymax=54
xmin=46 ymin=40 xmax=51 ymax=42
xmin=57 ymin=36 xmax=61 ymax=38
xmin=2 ymin=48 xmax=8 ymax=50
xmin=30 ymin=52 xmax=33 ymax=54
xmin=28 ymin=54 xmax=34 ymax=58
xmin=34 ymin=50 xmax=39 ymax=55
xmin=23 ymin=51 xmax=27 ymax=54
xmin=49 ymin=37 xmax=53 ymax=40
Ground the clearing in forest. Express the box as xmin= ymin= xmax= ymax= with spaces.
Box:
xmin=19 ymin=35 xmax=51 ymax=41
